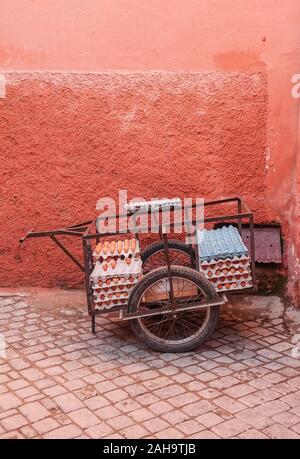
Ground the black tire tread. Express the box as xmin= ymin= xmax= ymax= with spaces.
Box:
xmin=141 ymin=240 xmax=194 ymax=265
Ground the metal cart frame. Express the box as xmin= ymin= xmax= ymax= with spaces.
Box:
xmin=20 ymin=196 xmax=255 ymax=336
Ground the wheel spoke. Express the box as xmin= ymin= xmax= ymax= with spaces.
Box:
xmin=136 ymin=273 xmax=214 ymax=345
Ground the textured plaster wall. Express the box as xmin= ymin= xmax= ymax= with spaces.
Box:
xmin=0 ymin=0 xmax=299 ymax=300
xmin=0 ymin=71 xmax=267 ymax=287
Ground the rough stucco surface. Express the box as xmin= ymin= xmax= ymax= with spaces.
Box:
xmin=0 ymin=71 xmax=267 ymax=287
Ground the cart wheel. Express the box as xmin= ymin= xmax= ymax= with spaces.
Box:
xmin=141 ymin=240 xmax=194 ymax=273
xmin=128 ymin=266 xmax=219 ymax=353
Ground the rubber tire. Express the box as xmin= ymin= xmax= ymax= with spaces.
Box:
xmin=128 ymin=265 xmax=219 ymax=353
xmin=141 ymin=240 xmax=194 ymax=269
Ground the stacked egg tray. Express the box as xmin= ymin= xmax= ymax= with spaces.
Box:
xmin=90 ymin=238 xmax=143 ymax=311
xmin=197 ymin=225 xmax=253 ymax=293
xmin=199 ymin=255 xmax=252 ymax=292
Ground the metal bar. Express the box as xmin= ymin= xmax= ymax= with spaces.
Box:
xmin=91 ymin=314 xmax=96 ymax=334
xmin=82 ymin=237 xmax=93 ymax=315
xmin=20 ymin=229 xmax=86 ymax=240
xmin=68 ymin=220 xmax=93 ymax=229
xmin=237 ymin=198 xmax=242 ymax=235
xmin=83 ymin=212 xmax=253 ymax=239
xmin=49 ymin=235 xmax=85 ymax=271
xmin=120 ymin=295 xmax=227 ymax=320
xmin=161 ymin=232 xmax=176 ymax=310
xmin=249 ymin=215 xmax=257 ymax=290
xmin=83 ymin=219 xmax=96 ymax=237
xmin=19 ymin=228 xmax=35 ymax=243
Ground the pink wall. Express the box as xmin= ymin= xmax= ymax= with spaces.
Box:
xmin=0 ymin=1 xmax=299 ymax=301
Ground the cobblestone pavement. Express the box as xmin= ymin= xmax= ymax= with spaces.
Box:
xmin=0 ymin=290 xmax=300 ymax=439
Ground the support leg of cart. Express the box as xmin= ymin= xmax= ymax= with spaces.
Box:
xmin=91 ymin=314 xmax=96 ymax=334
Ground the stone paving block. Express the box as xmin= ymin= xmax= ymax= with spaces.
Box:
xmin=236 ymin=407 xmax=274 ymax=429
xmin=120 ymin=424 xmax=149 ymax=438
xmin=95 ymin=405 xmax=122 ymax=421
xmin=280 ymin=391 xmax=300 ymax=407
xmin=143 ymin=418 xmax=170 ymax=434
xmin=214 ymin=396 xmax=246 ymax=414
xmin=53 ymin=393 xmax=84 ymax=413
xmin=196 ymin=412 xmax=223 ymax=428
xmin=288 ymin=376 xmax=300 ymax=389
xmin=162 ymin=409 xmax=189 ymax=424
xmin=44 ymin=424 xmax=82 ymax=439
xmin=167 ymin=392 xmax=198 ymax=408
xmin=84 ymin=422 xmax=114 ymax=438
xmin=257 ymin=399 xmax=289 ymax=417
xmin=106 ymin=414 xmax=135 ymax=430
xmin=238 ymin=428 xmax=269 ymax=439
xmin=212 ymin=418 xmax=249 ymax=438
xmin=263 ymin=423 xmax=300 ymax=439
xmin=225 ymin=383 xmax=256 ymax=398
xmin=0 ymin=393 xmax=22 ymax=410
xmin=292 ymin=423 xmax=300 ymax=435
xmin=182 ymin=400 xmax=215 ymax=417
xmin=149 ymin=400 xmax=173 ymax=416
xmin=85 ymin=395 xmax=110 ymax=410
xmin=272 ymin=411 xmax=300 ymax=427
xmin=20 ymin=401 xmax=50 ymax=423
xmin=154 ymin=427 xmax=184 ymax=439
xmin=32 ymin=417 xmax=61 ymax=435
xmin=67 ymin=408 xmax=101 ymax=429
xmin=1 ymin=414 xmax=28 ymax=431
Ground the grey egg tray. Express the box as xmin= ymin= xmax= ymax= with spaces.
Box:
xmin=196 ymin=225 xmax=249 ymax=262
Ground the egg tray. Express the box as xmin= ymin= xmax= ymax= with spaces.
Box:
xmin=93 ymin=238 xmax=140 ymax=261
xmin=96 ymin=255 xmax=141 ymax=273
xmin=200 ymin=254 xmax=250 ymax=269
xmin=215 ymin=279 xmax=253 ymax=292
xmin=92 ymin=281 xmax=136 ymax=296
xmin=197 ymin=225 xmax=249 ymax=262
xmin=90 ymin=259 xmax=143 ymax=282
xmin=94 ymin=298 xmax=127 ymax=311
xmin=210 ymin=272 xmax=252 ymax=285
xmin=91 ymin=274 xmax=142 ymax=290
xmin=201 ymin=265 xmax=251 ymax=279
xmin=93 ymin=289 xmax=130 ymax=304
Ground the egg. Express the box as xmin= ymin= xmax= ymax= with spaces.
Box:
xmin=110 ymin=240 xmax=116 ymax=254
xmin=110 ymin=260 xmax=116 ymax=270
xmin=117 ymin=240 xmax=123 ymax=254
xmin=124 ymin=239 xmax=129 ymax=253
xmin=95 ymin=243 xmax=102 ymax=254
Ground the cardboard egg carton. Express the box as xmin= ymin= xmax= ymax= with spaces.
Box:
xmin=94 ymin=298 xmax=127 ymax=311
xmin=92 ymin=274 xmax=142 ymax=290
xmin=93 ymin=238 xmax=140 ymax=261
xmin=93 ymin=289 xmax=130 ymax=304
xmin=214 ymin=279 xmax=253 ymax=292
xmin=93 ymin=282 xmax=135 ymax=294
xmin=210 ymin=272 xmax=252 ymax=285
xmin=203 ymin=265 xmax=251 ymax=279
xmin=91 ymin=258 xmax=143 ymax=282
xmin=200 ymin=256 xmax=250 ymax=276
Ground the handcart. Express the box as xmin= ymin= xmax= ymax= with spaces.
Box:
xmin=20 ymin=196 xmax=255 ymax=353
